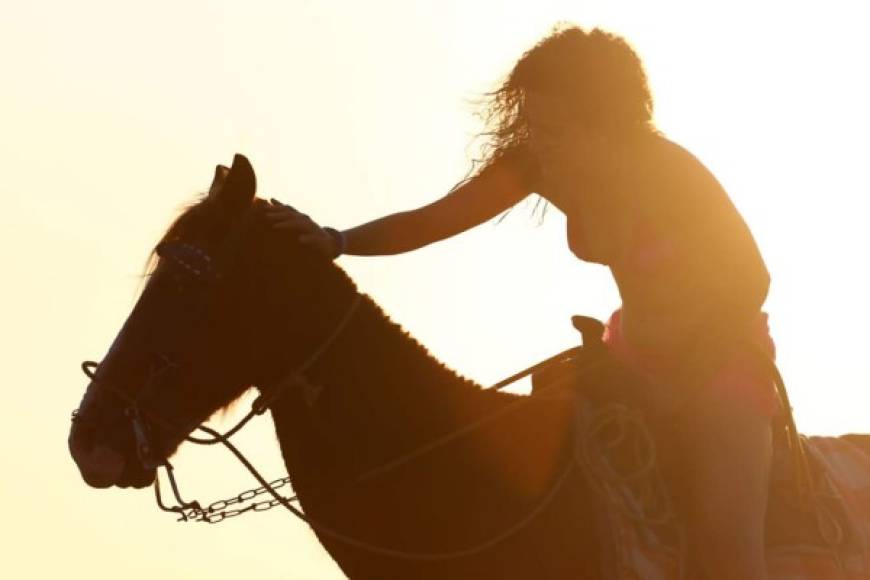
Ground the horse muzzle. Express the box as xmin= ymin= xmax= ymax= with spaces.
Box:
xmin=69 ymin=409 xmax=156 ymax=489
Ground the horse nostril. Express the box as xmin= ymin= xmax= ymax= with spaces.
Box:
xmin=70 ymin=438 xmax=127 ymax=489
xmin=69 ymin=410 xmax=128 ymax=488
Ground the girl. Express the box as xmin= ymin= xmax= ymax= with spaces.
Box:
xmin=267 ymin=25 xmax=776 ymax=580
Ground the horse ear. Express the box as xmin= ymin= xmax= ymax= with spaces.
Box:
xmin=208 ymin=165 xmax=230 ymax=197
xmin=208 ymin=154 xmax=256 ymax=213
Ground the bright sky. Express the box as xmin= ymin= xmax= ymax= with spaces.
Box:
xmin=3 ymin=0 xmax=869 ymax=578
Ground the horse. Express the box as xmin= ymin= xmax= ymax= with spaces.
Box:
xmin=69 ymin=155 xmax=870 ymax=579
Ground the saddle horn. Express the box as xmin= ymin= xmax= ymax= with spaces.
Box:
xmin=571 ymin=315 xmax=605 ymax=349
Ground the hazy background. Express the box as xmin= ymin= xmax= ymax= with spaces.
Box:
xmin=2 ymin=0 xmax=868 ymax=577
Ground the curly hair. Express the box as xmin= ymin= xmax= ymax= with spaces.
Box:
xmin=463 ymin=24 xmax=655 ymax=193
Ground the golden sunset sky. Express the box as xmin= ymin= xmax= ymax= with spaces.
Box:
xmin=3 ymin=1 xmax=869 ymax=578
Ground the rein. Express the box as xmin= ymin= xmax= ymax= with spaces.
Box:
xmin=78 ymin=297 xmax=606 ymax=560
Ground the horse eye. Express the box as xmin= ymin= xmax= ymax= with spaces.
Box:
xmin=150 ymin=353 xmax=180 ymax=374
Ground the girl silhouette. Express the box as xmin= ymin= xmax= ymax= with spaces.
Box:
xmin=267 ymin=25 xmax=775 ymax=580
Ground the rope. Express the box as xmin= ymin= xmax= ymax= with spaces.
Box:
xmin=749 ymin=345 xmax=817 ymax=507
xmin=188 ymin=421 xmax=578 ymax=561
xmin=354 ymin=358 xmax=608 ymax=485
xmin=574 ymin=403 xmax=675 ymax=527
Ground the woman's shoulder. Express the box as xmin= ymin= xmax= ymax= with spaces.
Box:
xmin=487 ymin=143 xmax=542 ymax=193
xmin=639 ymin=134 xmax=730 ymax=213
xmin=655 ymin=135 xmax=726 ymax=191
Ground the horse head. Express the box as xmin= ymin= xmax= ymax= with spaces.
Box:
xmin=68 ymin=154 xmax=355 ymax=489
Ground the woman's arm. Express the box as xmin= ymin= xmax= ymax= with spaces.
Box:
xmin=344 ymin=163 xmax=531 ymax=255
xmin=268 ymin=159 xmax=532 ymax=257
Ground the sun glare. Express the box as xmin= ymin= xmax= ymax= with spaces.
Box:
xmin=4 ymin=1 xmax=869 ymax=579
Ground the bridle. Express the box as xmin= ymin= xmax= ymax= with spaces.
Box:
xmin=73 ymin=216 xmax=612 ymax=562
xmin=78 ymin=286 xmax=363 ymax=517
xmin=76 ymin=212 xmax=364 ymax=510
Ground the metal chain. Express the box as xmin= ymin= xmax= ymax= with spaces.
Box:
xmin=172 ymin=475 xmax=297 ymax=523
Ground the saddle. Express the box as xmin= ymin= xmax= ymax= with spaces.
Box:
xmin=529 ymin=315 xmax=868 ymax=579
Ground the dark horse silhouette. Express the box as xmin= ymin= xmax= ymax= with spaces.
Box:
xmin=69 ymin=155 xmax=870 ymax=579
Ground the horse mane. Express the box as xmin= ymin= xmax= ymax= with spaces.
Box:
xmin=249 ymin=197 xmax=483 ymax=397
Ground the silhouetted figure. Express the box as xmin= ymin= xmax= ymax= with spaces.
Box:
xmin=269 ymin=25 xmax=775 ymax=579
xmin=70 ymin=156 xmax=870 ymax=578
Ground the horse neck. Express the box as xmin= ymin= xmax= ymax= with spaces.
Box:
xmin=267 ymin=292 xmax=518 ymax=495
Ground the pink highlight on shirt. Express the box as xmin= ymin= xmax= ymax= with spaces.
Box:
xmin=602 ymin=308 xmax=779 ymax=418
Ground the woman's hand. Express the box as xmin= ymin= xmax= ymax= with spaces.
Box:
xmin=265 ymin=198 xmax=342 ymax=258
